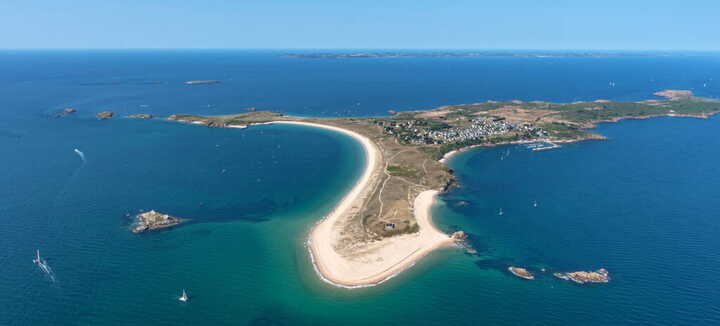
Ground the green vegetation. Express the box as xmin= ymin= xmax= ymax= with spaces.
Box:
xmin=552 ymin=100 xmax=720 ymax=123
xmin=387 ymin=165 xmax=419 ymax=178
xmin=539 ymin=122 xmax=591 ymax=139
xmin=433 ymin=139 xmax=485 ymax=160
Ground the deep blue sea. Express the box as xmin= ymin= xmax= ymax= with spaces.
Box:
xmin=1 ymin=50 xmax=719 ymax=325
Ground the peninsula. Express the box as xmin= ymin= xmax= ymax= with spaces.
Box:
xmin=164 ymin=90 xmax=719 ymax=287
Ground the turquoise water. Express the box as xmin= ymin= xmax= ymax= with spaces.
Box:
xmin=2 ymin=51 xmax=720 ymax=325
xmin=439 ymin=115 xmax=720 ymax=325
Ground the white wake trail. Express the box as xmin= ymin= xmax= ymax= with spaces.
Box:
xmin=36 ymin=259 xmax=57 ymax=283
xmin=74 ymin=148 xmax=86 ymax=163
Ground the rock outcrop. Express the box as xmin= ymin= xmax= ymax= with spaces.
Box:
xmin=54 ymin=108 xmax=76 ymax=118
xmin=96 ymin=111 xmax=114 ymax=120
xmin=654 ymin=90 xmax=693 ymax=101
xmin=508 ymin=266 xmax=535 ymax=280
xmin=554 ymin=268 xmax=609 ymax=284
xmin=132 ymin=210 xmax=183 ymax=233
xmin=451 ymin=230 xmax=468 ymax=241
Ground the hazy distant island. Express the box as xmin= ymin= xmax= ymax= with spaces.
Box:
xmin=282 ymin=51 xmax=672 ymax=59
xmin=184 ymin=80 xmax=221 ymax=85
xmin=160 ymin=90 xmax=718 ymax=287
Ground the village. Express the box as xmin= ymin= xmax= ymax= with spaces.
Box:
xmin=375 ymin=117 xmax=548 ymax=145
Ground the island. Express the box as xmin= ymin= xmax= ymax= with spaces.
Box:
xmin=132 ymin=210 xmax=183 ymax=233
xmin=184 ymin=80 xmax=220 ymax=85
xmin=164 ymin=90 xmax=719 ymax=287
xmin=128 ymin=114 xmax=153 ymax=119
xmin=508 ymin=266 xmax=535 ymax=280
xmin=554 ymin=268 xmax=610 ymax=284
xmin=96 ymin=111 xmax=114 ymax=120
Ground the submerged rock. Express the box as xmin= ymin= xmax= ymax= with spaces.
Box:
xmin=554 ymin=268 xmax=610 ymax=284
xmin=132 ymin=210 xmax=183 ymax=233
xmin=96 ymin=111 xmax=114 ymax=120
xmin=54 ymin=108 xmax=76 ymax=118
xmin=508 ymin=266 xmax=535 ymax=280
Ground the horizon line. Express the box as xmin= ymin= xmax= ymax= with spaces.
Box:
xmin=0 ymin=47 xmax=719 ymax=53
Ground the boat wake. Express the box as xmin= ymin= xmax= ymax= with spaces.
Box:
xmin=74 ymin=148 xmax=86 ymax=163
xmin=33 ymin=250 xmax=56 ymax=283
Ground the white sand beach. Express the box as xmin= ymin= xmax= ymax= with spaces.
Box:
xmin=273 ymin=121 xmax=453 ymax=287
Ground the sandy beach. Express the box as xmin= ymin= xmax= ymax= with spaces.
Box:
xmin=273 ymin=121 xmax=453 ymax=288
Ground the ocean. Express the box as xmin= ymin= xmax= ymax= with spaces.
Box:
xmin=1 ymin=50 xmax=719 ymax=325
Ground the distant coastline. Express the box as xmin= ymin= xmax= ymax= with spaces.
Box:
xmin=282 ymin=51 xmax=680 ymax=59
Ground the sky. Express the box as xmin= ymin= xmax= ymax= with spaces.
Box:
xmin=1 ymin=0 xmax=718 ymax=50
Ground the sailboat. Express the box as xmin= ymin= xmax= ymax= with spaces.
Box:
xmin=33 ymin=249 xmax=41 ymax=264
xmin=179 ymin=289 xmax=189 ymax=302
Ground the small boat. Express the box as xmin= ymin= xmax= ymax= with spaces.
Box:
xmin=533 ymin=200 xmax=538 ymax=208
xmin=33 ymin=249 xmax=41 ymax=264
xmin=498 ymin=208 xmax=504 ymax=216
xmin=179 ymin=289 xmax=189 ymax=302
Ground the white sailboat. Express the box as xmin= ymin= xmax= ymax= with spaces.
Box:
xmin=179 ymin=289 xmax=189 ymax=302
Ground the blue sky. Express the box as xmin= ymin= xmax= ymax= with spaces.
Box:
xmin=1 ymin=0 xmax=718 ymax=50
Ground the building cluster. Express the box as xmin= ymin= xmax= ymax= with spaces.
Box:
xmin=376 ymin=118 xmax=547 ymax=145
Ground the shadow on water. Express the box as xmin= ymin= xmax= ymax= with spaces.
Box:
xmin=204 ymin=197 xmax=282 ymax=223
xmin=246 ymin=304 xmax=289 ymax=326
xmin=123 ymin=197 xmax=289 ymax=232
xmin=246 ymin=317 xmax=286 ymax=326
